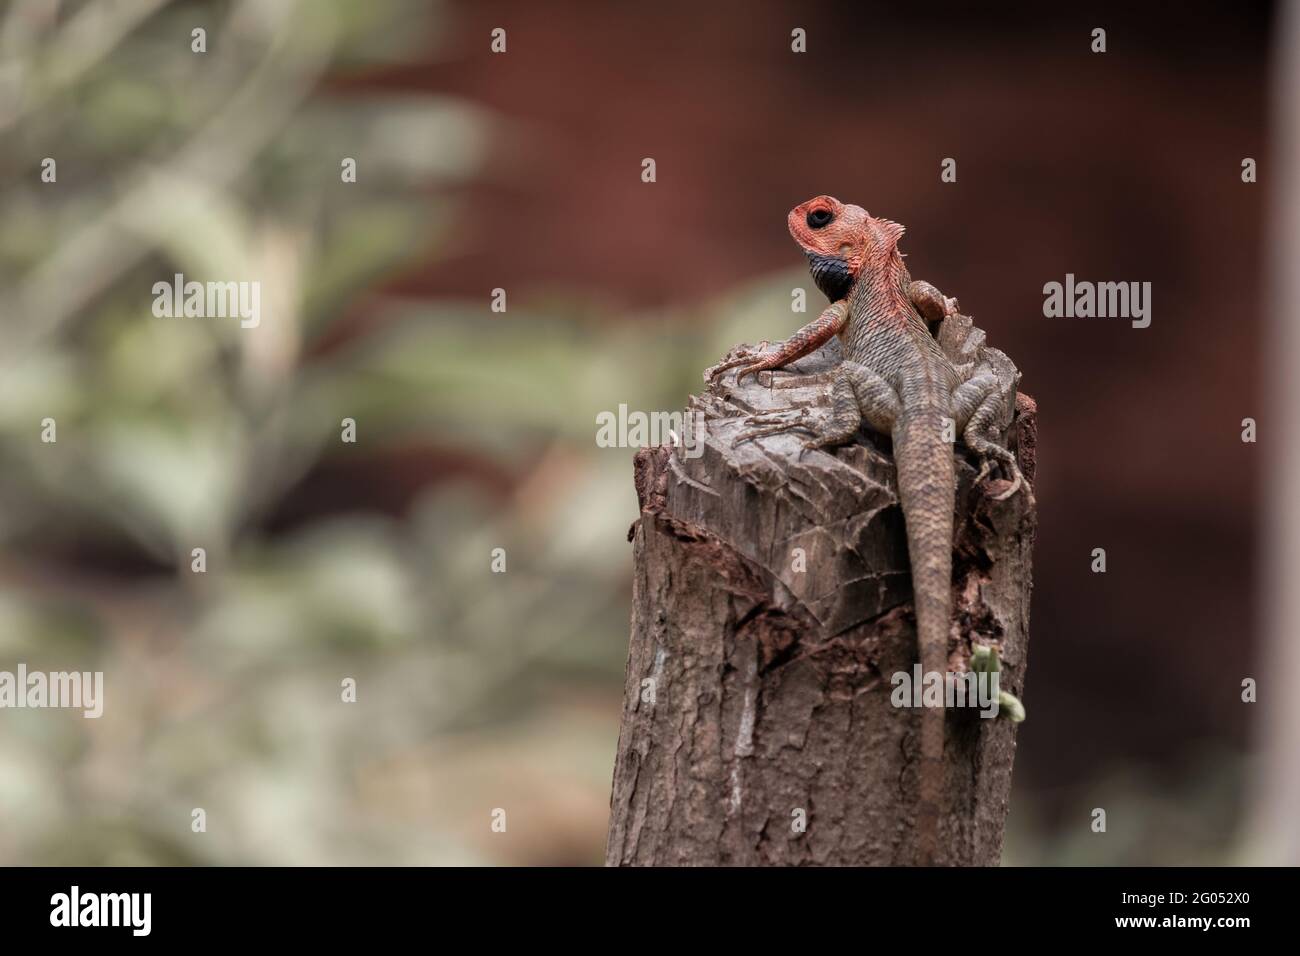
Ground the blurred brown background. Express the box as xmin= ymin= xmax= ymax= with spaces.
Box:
xmin=0 ymin=0 xmax=1280 ymax=865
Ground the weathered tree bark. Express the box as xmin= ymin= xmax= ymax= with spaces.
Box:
xmin=605 ymin=317 xmax=1037 ymax=866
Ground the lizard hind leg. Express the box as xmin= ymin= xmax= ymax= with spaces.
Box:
xmin=735 ymin=361 xmax=900 ymax=453
xmin=952 ymin=374 xmax=1026 ymax=501
xmin=733 ymin=380 xmax=857 ymax=451
xmin=801 ymin=362 xmax=900 ymax=454
xmin=798 ymin=372 xmax=862 ymax=453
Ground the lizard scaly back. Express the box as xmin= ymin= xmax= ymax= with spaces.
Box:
xmin=834 ymin=205 xmax=957 ymax=866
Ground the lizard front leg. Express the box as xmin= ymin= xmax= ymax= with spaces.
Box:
xmin=708 ymin=299 xmax=848 ymax=384
xmin=908 ymin=279 xmax=959 ymax=335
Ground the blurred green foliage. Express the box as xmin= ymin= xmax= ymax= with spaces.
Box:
xmin=0 ymin=0 xmax=538 ymax=865
xmin=0 ymin=0 xmax=813 ymax=866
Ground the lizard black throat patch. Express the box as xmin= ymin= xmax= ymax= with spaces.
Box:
xmin=805 ymin=252 xmax=853 ymax=302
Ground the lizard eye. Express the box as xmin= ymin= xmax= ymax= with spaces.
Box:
xmin=807 ymin=208 xmax=834 ymax=229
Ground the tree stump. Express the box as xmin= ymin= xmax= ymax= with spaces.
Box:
xmin=605 ymin=317 xmax=1038 ymax=867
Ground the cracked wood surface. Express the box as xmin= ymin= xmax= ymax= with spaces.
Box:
xmin=606 ymin=313 xmax=1037 ymax=866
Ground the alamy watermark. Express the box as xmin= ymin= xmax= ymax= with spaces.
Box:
xmin=152 ymin=273 xmax=260 ymax=328
xmin=891 ymin=664 xmax=1002 ymax=719
xmin=1042 ymin=273 xmax=1151 ymax=328
xmin=596 ymin=403 xmax=705 ymax=458
xmin=50 ymin=886 xmax=150 ymax=936
xmin=0 ymin=664 xmax=103 ymax=718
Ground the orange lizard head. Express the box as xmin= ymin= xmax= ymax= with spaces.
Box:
xmin=787 ymin=195 xmax=906 ymax=300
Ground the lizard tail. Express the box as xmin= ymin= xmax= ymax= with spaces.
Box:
xmin=892 ymin=414 xmax=956 ymax=866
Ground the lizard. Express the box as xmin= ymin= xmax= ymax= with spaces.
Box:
xmin=707 ymin=195 xmax=1027 ymax=865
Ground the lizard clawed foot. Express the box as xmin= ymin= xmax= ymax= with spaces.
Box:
xmin=734 ymin=408 xmax=817 ymax=446
xmin=705 ymin=342 xmax=771 ymax=383
xmin=798 ymin=434 xmax=850 ymax=460
xmin=975 ymin=450 xmax=1028 ymax=501
xmin=799 ymin=424 xmax=860 ymax=456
